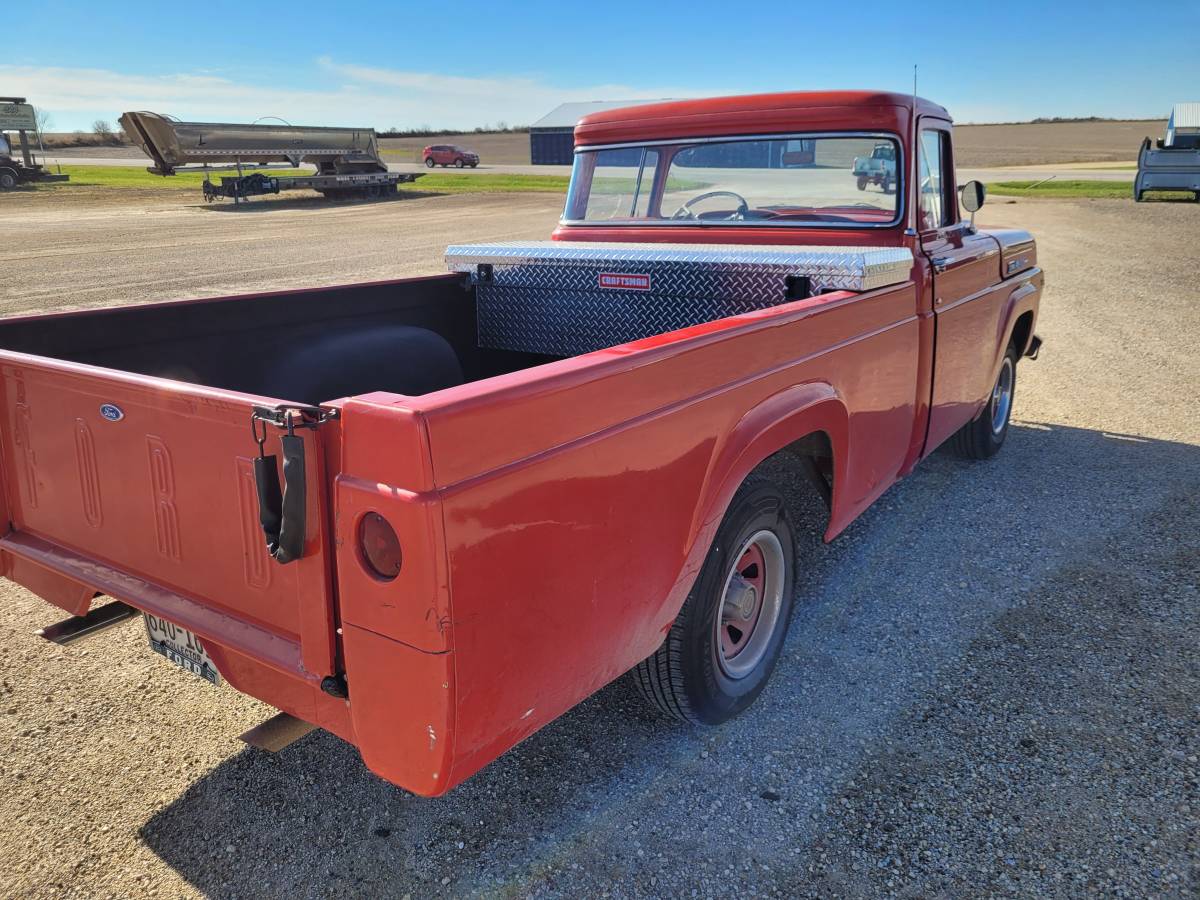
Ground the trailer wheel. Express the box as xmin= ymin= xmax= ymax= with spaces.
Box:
xmin=633 ymin=474 xmax=796 ymax=725
xmin=950 ymin=343 xmax=1018 ymax=460
xmin=0 ymin=169 xmax=18 ymax=190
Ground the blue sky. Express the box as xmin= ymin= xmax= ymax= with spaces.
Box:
xmin=7 ymin=0 xmax=1199 ymax=131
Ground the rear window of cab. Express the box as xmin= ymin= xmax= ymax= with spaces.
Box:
xmin=563 ymin=134 xmax=903 ymax=227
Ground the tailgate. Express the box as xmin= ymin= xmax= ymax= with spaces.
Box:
xmin=0 ymin=354 xmax=339 ymax=681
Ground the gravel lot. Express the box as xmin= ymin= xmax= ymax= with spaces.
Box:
xmin=0 ymin=193 xmax=1197 ymax=898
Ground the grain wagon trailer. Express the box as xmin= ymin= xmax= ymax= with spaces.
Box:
xmin=118 ymin=111 xmax=420 ymax=202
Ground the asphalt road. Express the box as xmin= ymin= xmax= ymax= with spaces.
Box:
xmin=0 ymin=193 xmax=1197 ymax=898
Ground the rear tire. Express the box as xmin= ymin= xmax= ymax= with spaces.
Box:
xmin=951 ymin=344 xmax=1018 ymax=459
xmin=633 ymin=475 xmax=796 ymax=725
xmin=0 ymin=169 xmax=18 ymax=190
xmin=424 ymin=157 xmax=435 ymax=168
xmin=455 ymin=158 xmax=465 ymax=168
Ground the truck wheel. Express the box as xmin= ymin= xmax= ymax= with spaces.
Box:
xmin=0 ymin=169 xmax=18 ymax=190
xmin=856 ymin=175 xmax=868 ymax=191
xmin=951 ymin=344 xmax=1018 ymax=460
xmin=633 ymin=475 xmax=796 ymax=725
xmin=425 ymin=157 xmax=435 ymax=168
xmin=881 ymin=175 xmax=892 ymax=194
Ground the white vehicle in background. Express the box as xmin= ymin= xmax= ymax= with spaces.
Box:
xmin=1134 ymin=102 xmax=1200 ymax=202
xmin=852 ymin=141 xmax=897 ymax=193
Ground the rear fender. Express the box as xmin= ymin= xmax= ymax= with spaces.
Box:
xmin=661 ymin=383 xmax=849 ymax=629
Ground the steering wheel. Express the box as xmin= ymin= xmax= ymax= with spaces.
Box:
xmin=672 ymin=190 xmax=750 ymax=221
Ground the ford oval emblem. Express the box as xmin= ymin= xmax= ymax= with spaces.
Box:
xmin=99 ymin=403 xmax=124 ymax=422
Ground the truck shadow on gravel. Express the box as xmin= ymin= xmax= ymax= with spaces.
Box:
xmin=139 ymin=420 xmax=1200 ymax=898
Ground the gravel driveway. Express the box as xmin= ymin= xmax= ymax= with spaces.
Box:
xmin=0 ymin=194 xmax=1197 ymax=898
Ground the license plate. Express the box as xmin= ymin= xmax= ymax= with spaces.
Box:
xmin=144 ymin=613 xmax=221 ymax=685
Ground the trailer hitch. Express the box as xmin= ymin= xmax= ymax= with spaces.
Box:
xmin=250 ymin=404 xmax=338 ymax=565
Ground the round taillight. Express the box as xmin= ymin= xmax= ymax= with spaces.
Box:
xmin=358 ymin=512 xmax=402 ymax=581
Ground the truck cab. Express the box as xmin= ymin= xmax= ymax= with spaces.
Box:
xmin=0 ymin=91 xmax=1041 ymax=796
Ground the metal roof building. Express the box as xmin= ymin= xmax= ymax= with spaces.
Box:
xmin=1166 ymin=102 xmax=1200 ymax=146
xmin=529 ymin=100 xmax=674 ymax=165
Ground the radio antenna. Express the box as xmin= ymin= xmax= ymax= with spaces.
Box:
xmin=907 ymin=64 xmax=919 ymax=235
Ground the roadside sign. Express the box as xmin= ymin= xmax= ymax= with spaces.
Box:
xmin=0 ymin=103 xmax=37 ymax=131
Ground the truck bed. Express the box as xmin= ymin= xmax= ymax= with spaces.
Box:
xmin=0 ymin=275 xmax=555 ymax=404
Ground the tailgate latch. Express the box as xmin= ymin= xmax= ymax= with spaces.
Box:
xmin=250 ymin=404 xmax=337 ymax=565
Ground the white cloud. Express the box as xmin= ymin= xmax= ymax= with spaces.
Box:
xmin=0 ymin=61 xmax=701 ymax=131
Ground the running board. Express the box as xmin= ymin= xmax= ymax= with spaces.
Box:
xmin=36 ymin=600 xmax=140 ymax=645
xmin=239 ymin=712 xmax=317 ymax=753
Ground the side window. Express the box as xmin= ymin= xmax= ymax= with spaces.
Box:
xmin=919 ymin=129 xmax=952 ymax=230
xmin=575 ymin=147 xmax=660 ymax=220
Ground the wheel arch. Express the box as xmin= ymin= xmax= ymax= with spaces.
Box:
xmin=991 ymin=273 xmax=1042 ymax=384
xmin=657 ymin=383 xmax=848 ymax=621
xmin=646 ymin=383 xmax=849 ymax=644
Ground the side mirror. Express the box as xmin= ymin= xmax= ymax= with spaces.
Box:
xmin=960 ymin=180 xmax=986 ymax=213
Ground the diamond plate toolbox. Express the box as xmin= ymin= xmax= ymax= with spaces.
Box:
xmin=446 ymin=241 xmax=913 ymax=357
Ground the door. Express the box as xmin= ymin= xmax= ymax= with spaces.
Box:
xmin=920 ymin=124 xmax=1005 ymax=451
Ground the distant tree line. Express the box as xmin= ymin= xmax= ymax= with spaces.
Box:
xmin=378 ymin=122 xmax=529 ymax=137
xmin=1029 ymin=116 xmax=1128 ymax=124
xmin=962 ymin=115 xmax=1164 ymax=126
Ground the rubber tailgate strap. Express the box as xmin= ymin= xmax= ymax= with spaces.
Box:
xmin=253 ymin=433 xmax=307 ymax=565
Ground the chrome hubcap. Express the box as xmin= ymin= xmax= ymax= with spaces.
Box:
xmin=990 ymin=357 xmax=1014 ymax=435
xmin=716 ymin=530 xmax=786 ymax=679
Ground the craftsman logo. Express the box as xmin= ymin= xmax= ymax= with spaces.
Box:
xmin=99 ymin=403 xmax=124 ymax=422
xmin=598 ymin=272 xmax=651 ymax=291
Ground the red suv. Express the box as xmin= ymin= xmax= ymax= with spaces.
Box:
xmin=423 ymin=145 xmax=480 ymax=168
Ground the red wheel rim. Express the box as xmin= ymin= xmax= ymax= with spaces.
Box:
xmin=720 ymin=543 xmax=765 ymax=660
xmin=715 ymin=530 xmax=786 ymax=679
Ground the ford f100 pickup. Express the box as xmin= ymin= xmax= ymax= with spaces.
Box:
xmin=0 ymin=91 xmax=1042 ymax=796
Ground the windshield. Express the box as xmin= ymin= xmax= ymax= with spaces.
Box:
xmin=563 ymin=134 xmax=901 ymax=227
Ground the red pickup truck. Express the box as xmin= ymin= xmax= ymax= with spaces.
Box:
xmin=0 ymin=91 xmax=1041 ymax=797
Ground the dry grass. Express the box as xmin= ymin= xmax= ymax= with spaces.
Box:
xmin=380 ymin=132 xmax=533 ymax=165
xmin=952 ymin=120 xmax=1162 ymax=167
